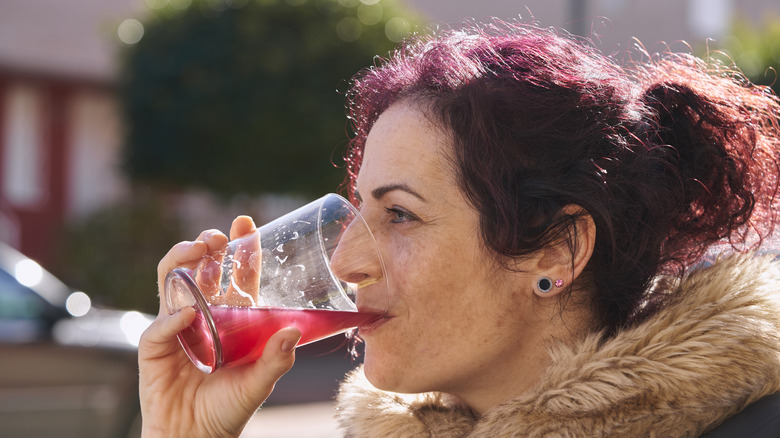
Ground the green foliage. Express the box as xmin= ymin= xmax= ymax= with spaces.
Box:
xmin=120 ymin=0 xmax=420 ymax=198
xmin=706 ymin=16 xmax=780 ymax=96
xmin=52 ymin=193 xmax=185 ymax=313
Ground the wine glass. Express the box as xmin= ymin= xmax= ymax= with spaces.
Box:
xmin=164 ymin=193 xmax=387 ymax=373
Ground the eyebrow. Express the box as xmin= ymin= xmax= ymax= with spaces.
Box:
xmin=355 ymin=184 xmax=427 ymax=203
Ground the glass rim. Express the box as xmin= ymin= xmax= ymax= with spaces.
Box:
xmin=321 ymin=193 xmax=389 ymax=309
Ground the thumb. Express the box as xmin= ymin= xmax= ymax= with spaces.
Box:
xmin=261 ymin=327 xmax=301 ymax=376
xmin=240 ymin=327 xmax=302 ymax=403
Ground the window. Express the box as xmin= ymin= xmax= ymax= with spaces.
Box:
xmin=688 ymin=0 xmax=732 ymax=39
xmin=1 ymin=83 xmax=47 ymax=208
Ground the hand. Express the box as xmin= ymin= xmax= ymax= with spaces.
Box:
xmin=194 ymin=216 xmax=262 ymax=306
xmin=139 ymin=216 xmax=302 ymax=438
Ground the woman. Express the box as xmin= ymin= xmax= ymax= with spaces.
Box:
xmin=139 ymin=22 xmax=780 ymax=437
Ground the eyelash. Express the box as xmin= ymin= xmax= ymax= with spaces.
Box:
xmin=385 ymin=207 xmax=417 ymax=224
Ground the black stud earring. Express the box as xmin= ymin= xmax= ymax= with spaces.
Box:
xmin=537 ymin=277 xmax=553 ymax=293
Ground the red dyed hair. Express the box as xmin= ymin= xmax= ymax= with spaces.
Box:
xmin=342 ymin=22 xmax=780 ymax=335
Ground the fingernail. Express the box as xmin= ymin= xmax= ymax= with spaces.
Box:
xmin=281 ymin=338 xmax=298 ymax=352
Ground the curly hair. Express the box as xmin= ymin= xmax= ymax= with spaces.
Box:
xmin=342 ymin=22 xmax=780 ymax=336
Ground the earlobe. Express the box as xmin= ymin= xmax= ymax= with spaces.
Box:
xmin=536 ymin=276 xmax=565 ymax=294
xmin=532 ymin=205 xmax=596 ymax=297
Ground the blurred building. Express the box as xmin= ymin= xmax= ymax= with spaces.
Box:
xmin=0 ymin=0 xmax=146 ymax=263
xmin=412 ymin=0 xmax=780 ymax=50
xmin=0 ymin=0 xmax=778 ymax=264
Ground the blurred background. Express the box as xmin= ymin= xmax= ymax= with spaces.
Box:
xmin=0 ymin=0 xmax=778 ymax=437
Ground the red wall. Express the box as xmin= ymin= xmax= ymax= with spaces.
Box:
xmin=0 ymin=76 xmax=72 ymax=265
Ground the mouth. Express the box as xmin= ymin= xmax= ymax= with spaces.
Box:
xmin=358 ymin=313 xmax=392 ymax=336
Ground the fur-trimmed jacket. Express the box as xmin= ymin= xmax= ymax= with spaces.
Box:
xmin=334 ymin=254 xmax=780 ymax=437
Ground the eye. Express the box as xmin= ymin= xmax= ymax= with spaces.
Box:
xmin=386 ymin=207 xmax=417 ymax=224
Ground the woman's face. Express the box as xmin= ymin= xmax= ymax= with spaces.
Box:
xmin=354 ymin=102 xmax=541 ymax=397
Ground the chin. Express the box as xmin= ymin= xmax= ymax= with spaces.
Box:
xmin=362 ymin=345 xmax=402 ymax=391
xmin=363 ymin=352 xmax=427 ymax=394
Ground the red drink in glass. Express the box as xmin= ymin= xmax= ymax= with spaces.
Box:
xmin=178 ymin=306 xmax=381 ymax=370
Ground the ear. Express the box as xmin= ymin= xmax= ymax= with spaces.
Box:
xmin=532 ymin=205 xmax=595 ymax=297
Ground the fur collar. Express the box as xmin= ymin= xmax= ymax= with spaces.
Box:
xmin=335 ymin=253 xmax=780 ymax=437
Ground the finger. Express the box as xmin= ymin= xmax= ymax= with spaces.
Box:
xmin=138 ymin=307 xmax=197 ymax=361
xmin=239 ymin=327 xmax=301 ymax=404
xmin=226 ymin=217 xmax=262 ymax=306
xmin=229 ymin=216 xmax=256 ymax=240
xmin=157 ymin=241 xmax=208 ymax=295
xmin=195 ymin=230 xmax=229 ymax=302
xmin=231 ymin=231 xmax=261 ymax=305
xmin=197 ymin=229 xmax=229 ymax=252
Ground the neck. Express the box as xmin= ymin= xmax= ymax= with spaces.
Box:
xmin=457 ymin=347 xmax=552 ymax=416
xmin=454 ymin=302 xmax=592 ymax=416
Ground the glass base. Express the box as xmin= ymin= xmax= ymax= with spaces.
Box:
xmin=164 ymin=268 xmax=222 ymax=373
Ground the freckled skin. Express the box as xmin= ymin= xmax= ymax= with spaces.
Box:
xmin=355 ymin=102 xmax=550 ymax=412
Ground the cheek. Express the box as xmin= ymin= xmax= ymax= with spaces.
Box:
xmin=377 ymin=232 xmax=421 ymax=289
xmin=387 ymin=235 xmax=485 ymax=333
xmin=363 ymin=237 xmax=511 ymax=391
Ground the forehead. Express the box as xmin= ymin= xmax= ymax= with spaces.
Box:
xmin=357 ymin=103 xmax=454 ymax=191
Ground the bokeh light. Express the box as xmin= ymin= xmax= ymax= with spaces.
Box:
xmin=145 ymin=0 xmax=169 ymax=9
xmin=65 ymin=291 xmax=92 ymax=317
xmin=169 ymin=0 xmax=193 ymax=9
xmin=117 ymin=19 xmax=144 ymax=45
xmin=15 ymin=259 xmax=43 ymax=287
xmin=120 ymin=311 xmax=153 ymax=347
xmin=317 ymin=0 xmax=342 ymax=14
xmin=337 ymin=16 xmax=363 ymax=41
xmin=385 ymin=16 xmax=410 ymax=42
xmin=357 ymin=3 xmax=383 ymax=25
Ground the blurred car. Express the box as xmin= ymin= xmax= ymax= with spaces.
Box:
xmin=0 ymin=242 xmax=154 ymax=438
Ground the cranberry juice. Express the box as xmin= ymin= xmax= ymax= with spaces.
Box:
xmin=179 ymin=306 xmax=381 ymax=371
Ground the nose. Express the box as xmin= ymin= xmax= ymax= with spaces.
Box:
xmin=329 ymin=218 xmax=384 ymax=287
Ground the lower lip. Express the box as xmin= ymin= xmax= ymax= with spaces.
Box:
xmin=359 ymin=315 xmax=391 ymax=336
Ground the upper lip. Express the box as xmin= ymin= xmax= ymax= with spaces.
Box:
xmin=358 ymin=313 xmax=392 ymax=332
xmin=360 ymin=309 xmax=394 ymax=322
xmin=357 ymin=304 xmax=390 ymax=315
